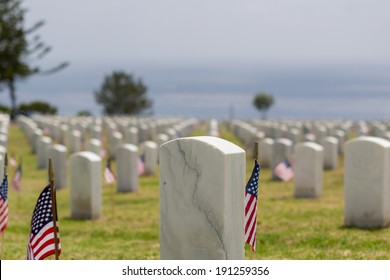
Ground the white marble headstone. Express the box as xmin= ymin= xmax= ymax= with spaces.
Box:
xmin=48 ymin=144 xmax=67 ymax=189
xmin=87 ymin=138 xmax=102 ymax=157
xmin=293 ymin=142 xmax=324 ymax=198
xmin=259 ymin=138 xmax=274 ymax=168
xmin=125 ymin=127 xmax=139 ymax=145
xmin=37 ymin=136 xmax=52 ymax=169
xmin=0 ymin=145 xmax=6 ymax=160
xmin=70 ymin=151 xmax=102 ymax=219
xmin=271 ymin=138 xmax=293 ymax=179
xmin=0 ymin=134 xmax=7 ymax=148
xmin=344 ymin=136 xmax=390 ymax=228
xmin=157 ymin=133 xmax=169 ymax=147
xmin=32 ymin=129 xmax=43 ymax=154
xmin=70 ymin=130 xmax=82 ymax=153
xmin=322 ymin=136 xmax=338 ymax=170
xmin=109 ymin=131 xmax=122 ymax=159
xmin=91 ymin=125 xmax=102 ymax=140
xmin=159 ymin=136 xmax=245 ymax=260
xmin=138 ymin=124 xmax=149 ymax=142
xmin=116 ymin=144 xmax=139 ymax=192
xmin=143 ymin=141 xmax=158 ymax=175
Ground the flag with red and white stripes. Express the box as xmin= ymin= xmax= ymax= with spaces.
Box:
xmin=11 ymin=163 xmax=22 ymax=192
xmin=104 ymin=158 xmax=116 ymax=184
xmin=138 ymin=156 xmax=145 ymax=175
xmin=26 ymin=185 xmax=61 ymax=260
xmin=245 ymin=160 xmax=260 ymax=251
xmin=0 ymin=174 xmax=8 ymax=233
xmin=273 ymin=159 xmax=294 ymax=182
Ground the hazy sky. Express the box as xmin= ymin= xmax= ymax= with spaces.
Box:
xmin=23 ymin=0 xmax=390 ymax=65
xmin=3 ymin=0 xmax=390 ymax=118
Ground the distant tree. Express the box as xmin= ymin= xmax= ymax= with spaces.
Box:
xmin=0 ymin=103 xmax=11 ymax=114
xmin=253 ymin=92 xmax=274 ymax=120
xmin=0 ymin=0 xmax=68 ymax=120
xmin=94 ymin=71 xmax=152 ymax=115
xmin=18 ymin=100 xmax=57 ymax=115
xmin=77 ymin=110 xmax=92 ymax=117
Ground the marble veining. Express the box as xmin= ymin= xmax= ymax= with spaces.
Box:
xmin=177 ymin=140 xmax=227 ymax=259
xmin=159 ymin=136 xmax=245 ymax=260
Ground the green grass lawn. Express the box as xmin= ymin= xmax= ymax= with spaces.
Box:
xmin=2 ymin=121 xmax=390 ymax=260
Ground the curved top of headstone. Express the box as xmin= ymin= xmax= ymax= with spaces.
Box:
xmin=334 ymin=130 xmax=346 ymax=137
xmin=143 ymin=141 xmax=158 ymax=148
xmin=129 ymin=126 xmax=138 ymax=132
xmin=346 ymin=136 xmax=390 ymax=148
xmin=323 ymin=136 xmax=339 ymax=144
xmin=70 ymin=151 xmax=101 ymax=162
xmin=112 ymin=131 xmax=123 ymax=138
xmin=118 ymin=143 xmax=138 ymax=152
xmin=161 ymin=136 xmax=245 ymax=155
xmin=256 ymin=131 xmax=265 ymax=138
xmin=261 ymin=137 xmax=274 ymax=144
xmin=158 ymin=133 xmax=169 ymax=140
xmin=72 ymin=130 xmax=81 ymax=136
xmin=274 ymin=138 xmax=293 ymax=146
xmin=50 ymin=144 xmax=67 ymax=152
xmin=89 ymin=138 xmax=102 ymax=145
xmin=40 ymin=136 xmax=52 ymax=143
xmin=296 ymin=141 xmax=324 ymax=151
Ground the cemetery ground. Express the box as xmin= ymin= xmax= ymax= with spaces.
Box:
xmin=3 ymin=122 xmax=390 ymax=260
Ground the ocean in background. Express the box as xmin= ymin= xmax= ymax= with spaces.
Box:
xmin=8 ymin=61 xmax=390 ymax=120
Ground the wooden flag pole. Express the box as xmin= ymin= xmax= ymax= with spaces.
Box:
xmin=253 ymin=142 xmax=258 ymax=161
xmin=48 ymin=159 xmax=60 ymax=260
xmin=1 ymin=233 xmax=4 ymax=260
xmin=4 ymin=153 xmax=8 ymax=181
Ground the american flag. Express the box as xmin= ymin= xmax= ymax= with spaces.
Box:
xmin=0 ymin=174 xmax=8 ymax=233
xmin=245 ymin=160 xmax=260 ymax=251
xmin=26 ymin=185 xmax=61 ymax=260
xmin=273 ymin=159 xmax=294 ymax=182
xmin=100 ymin=148 xmax=107 ymax=158
xmin=104 ymin=158 xmax=116 ymax=184
xmin=11 ymin=163 xmax=22 ymax=192
xmin=9 ymin=156 xmax=17 ymax=167
xmin=138 ymin=155 xmax=145 ymax=175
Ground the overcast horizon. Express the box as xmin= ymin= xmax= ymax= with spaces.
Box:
xmin=2 ymin=0 xmax=390 ymax=120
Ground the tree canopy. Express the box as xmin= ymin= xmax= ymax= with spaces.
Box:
xmin=253 ymin=92 xmax=274 ymax=119
xmin=18 ymin=100 xmax=57 ymax=115
xmin=94 ymin=71 xmax=152 ymax=115
xmin=76 ymin=110 xmax=93 ymax=117
xmin=0 ymin=0 xmax=68 ymax=119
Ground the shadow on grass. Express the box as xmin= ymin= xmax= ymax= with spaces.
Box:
xmin=270 ymin=195 xmax=293 ymax=201
xmin=338 ymin=224 xmax=388 ymax=232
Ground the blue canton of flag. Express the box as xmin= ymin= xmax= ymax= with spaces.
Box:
xmin=245 ymin=161 xmax=260 ymax=251
xmin=0 ymin=174 xmax=8 ymax=201
xmin=0 ymin=174 xmax=9 ymax=233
